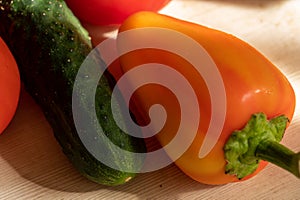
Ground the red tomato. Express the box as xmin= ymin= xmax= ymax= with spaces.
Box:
xmin=0 ymin=37 xmax=20 ymax=134
xmin=65 ymin=0 xmax=171 ymax=25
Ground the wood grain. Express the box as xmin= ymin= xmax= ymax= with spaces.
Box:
xmin=0 ymin=0 xmax=299 ymax=199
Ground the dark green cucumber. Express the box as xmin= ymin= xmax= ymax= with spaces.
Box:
xmin=0 ymin=0 xmax=146 ymax=186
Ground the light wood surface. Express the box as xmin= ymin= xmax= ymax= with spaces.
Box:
xmin=1 ymin=0 xmax=299 ymax=199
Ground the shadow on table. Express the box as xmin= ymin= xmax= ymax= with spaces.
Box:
xmin=0 ymin=88 xmax=102 ymax=192
xmin=0 ymin=88 xmax=216 ymax=197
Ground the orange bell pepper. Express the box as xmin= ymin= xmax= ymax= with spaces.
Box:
xmin=117 ymin=11 xmax=299 ymax=184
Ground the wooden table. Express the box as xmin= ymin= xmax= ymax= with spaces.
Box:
xmin=0 ymin=0 xmax=299 ymax=199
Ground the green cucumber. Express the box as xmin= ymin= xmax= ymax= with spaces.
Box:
xmin=0 ymin=0 xmax=146 ymax=186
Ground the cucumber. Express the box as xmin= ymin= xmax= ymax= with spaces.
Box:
xmin=0 ymin=0 xmax=146 ymax=186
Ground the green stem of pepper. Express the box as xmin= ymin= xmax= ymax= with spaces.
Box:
xmin=224 ymin=113 xmax=299 ymax=179
xmin=256 ymin=140 xmax=300 ymax=178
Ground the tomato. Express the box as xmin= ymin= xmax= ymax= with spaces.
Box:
xmin=0 ymin=37 xmax=20 ymax=134
xmin=117 ymin=12 xmax=296 ymax=185
xmin=65 ymin=0 xmax=171 ymax=25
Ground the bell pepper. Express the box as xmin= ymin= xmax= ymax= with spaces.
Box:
xmin=116 ymin=11 xmax=299 ymax=184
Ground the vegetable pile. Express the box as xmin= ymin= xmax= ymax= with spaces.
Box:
xmin=0 ymin=0 xmax=299 ymax=186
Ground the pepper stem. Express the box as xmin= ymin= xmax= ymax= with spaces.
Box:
xmin=256 ymin=140 xmax=300 ymax=178
xmin=224 ymin=113 xmax=299 ymax=179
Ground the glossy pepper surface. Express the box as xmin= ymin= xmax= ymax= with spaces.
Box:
xmin=117 ymin=12 xmax=298 ymax=185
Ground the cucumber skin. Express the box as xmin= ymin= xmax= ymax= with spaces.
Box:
xmin=0 ymin=0 xmax=146 ymax=186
